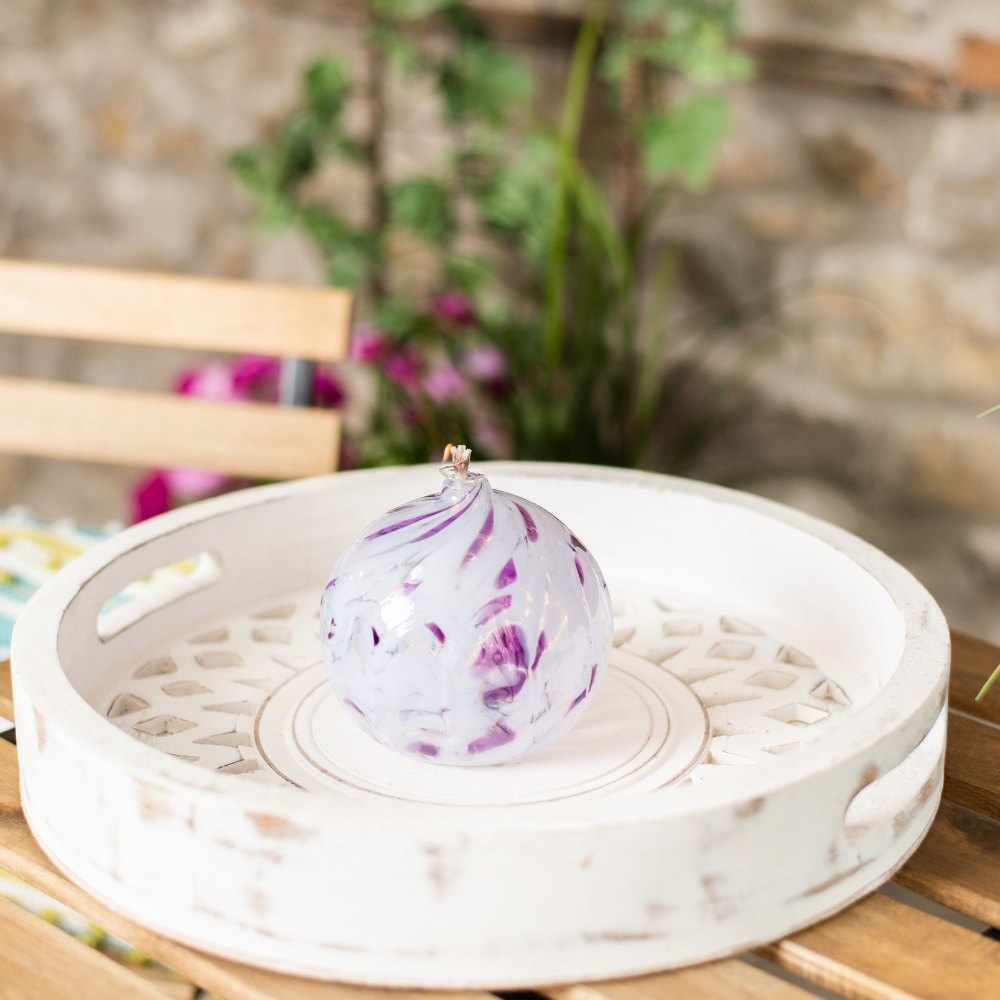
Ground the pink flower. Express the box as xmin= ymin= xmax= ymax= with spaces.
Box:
xmin=164 ymin=466 xmax=229 ymax=502
xmin=232 ymin=355 xmax=280 ymax=401
xmin=314 ymin=366 xmax=345 ymax=408
xmin=349 ymin=326 xmax=389 ymax=363
xmin=462 ymin=344 xmax=506 ymax=381
xmin=422 ymin=363 xmax=466 ymax=403
xmin=174 ymin=363 xmax=246 ymax=402
xmin=130 ymin=471 xmax=172 ymax=523
xmin=383 ymin=348 xmax=421 ymax=390
xmin=432 ymin=292 xmax=476 ymax=329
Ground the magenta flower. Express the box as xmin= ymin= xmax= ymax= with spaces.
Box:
xmin=136 ymin=353 xmax=348 ymax=524
xmin=462 ymin=345 xmax=506 ymax=381
xmin=130 ymin=471 xmax=172 ymax=523
xmin=422 ymin=363 xmax=466 ymax=403
xmin=174 ymin=363 xmax=246 ymax=402
xmin=384 ymin=348 xmax=421 ymax=390
xmin=314 ymin=366 xmax=345 ymax=408
xmin=165 ymin=466 xmax=228 ymax=502
xmin=349 ymin=326 xmax=389 ymax=363
xmin=432 ymin=292 xmax=476 ymax=329
xmin=232 ymin=354 xmax=280 ymax=401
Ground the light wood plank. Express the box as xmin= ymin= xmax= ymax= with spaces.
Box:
xmin=895 ymin=799 xmax=1000 ymax=929
xmin=545 ymin=959 xmax=816 ymax=999
xmin=0 ymin=739 xmax=19 ymax=813
xmin=0 ymin=259 xmax=351 ymax=362
xmin=0 ymin=377 xmax=340 ymax=479
xmin=757 ymin=892 xmax=1000 ymax=1000
xmin=0 ymin=659 xmax=12 ymax=723
xmin=0 ymin=806 xmax=490 ymax=1000
xmin=0 ymin=891 xmax=176 ymax=1000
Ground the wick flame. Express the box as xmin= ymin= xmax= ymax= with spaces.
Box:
xmin=440 ymin=443 xmax=473 ymax=481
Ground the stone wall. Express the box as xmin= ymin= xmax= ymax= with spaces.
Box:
xmin=682 ymin=1 xmax=1000 ymax=639
xmin=3 ymin=0 xmax=1000 ymax=638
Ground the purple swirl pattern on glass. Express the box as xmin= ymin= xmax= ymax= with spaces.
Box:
xmin=319 ymin=460 xmax=613 ymax=766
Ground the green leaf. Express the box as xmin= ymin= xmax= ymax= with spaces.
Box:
xmin=391 ymin=178 xmax=455 ymax=246
xmin=227 ymin=148 xmax=295 ymax=229
xmin=438 ymin=39 xmax=533 ymax=126
xmin=300 ymin=205 xmax=376 ymax=291
xmin=475 ymin=137 xmax=557 ymax=265
xmin=672 ymin=18 xmax=754 ymax=83
xmin=367 ymin=0 xmax=453 ymax=21
xmin=444 ymin=253 xmax=492 ymax=294
xmin=369 ymin=23 xmax=422 ymax=74
xmin=303 ymin=58 xmax=352 ymax=127
xmin=373 ymin=300 xmax=416 ymax=337
xmin=639 ymin=93 xmax=730 ymax=188
xmin=567 ymin=164 xmax=628 ymax=287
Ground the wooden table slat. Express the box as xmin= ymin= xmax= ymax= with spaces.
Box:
xmin=0 ymin=890 xmax=177 ymax=1000
xmin=757 ymin=892 xmax=1000 ymax=1000
xmin=943 ymin=711 xmax=1000 ymax=821
xmin=0 ymin=658 xmax=13 ymax=723
xmin=895 ymin=799 xmax=1000 ymax=929
xmin=546 ymin=960 xmax=818 ymax=999
xmin=0 ymin=739 xmax=18 ymax=813
xmin=948 ymin=632 xmax=1000 ymax=725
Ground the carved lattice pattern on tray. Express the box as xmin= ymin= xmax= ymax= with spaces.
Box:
xmin=103 ymin=586 xmax=854 ymax=790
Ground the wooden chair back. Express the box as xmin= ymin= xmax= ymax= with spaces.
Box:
xmin=0 ymin=259 xmax=352 ymax=480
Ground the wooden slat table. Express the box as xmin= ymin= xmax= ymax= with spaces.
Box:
xmin=3 ymin=633 xmax=1000 ymax=1000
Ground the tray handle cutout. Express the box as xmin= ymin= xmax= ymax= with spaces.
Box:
xmin=842 ymin=708 xmax=945 ymax=841
xmin=97 ymin=551 xmax=223 ymax=642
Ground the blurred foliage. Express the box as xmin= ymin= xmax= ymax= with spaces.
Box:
xmin=230 ymin=0 xmax=755 ymax=471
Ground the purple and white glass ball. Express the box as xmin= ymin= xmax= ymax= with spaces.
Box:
xmin=319 ymin=446 xmax=614 ymax=766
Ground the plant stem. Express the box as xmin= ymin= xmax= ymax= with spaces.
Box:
xmin=631 ymin=243 xmax=679 ymax=464
xmin=977 ymin=663 xmax=1000 ymax=701
xmin=542 ymin=0 xmax=607 ymax=368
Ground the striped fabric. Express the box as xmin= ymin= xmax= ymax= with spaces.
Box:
xmin=0 ymin=508 xmax=117 ymax=658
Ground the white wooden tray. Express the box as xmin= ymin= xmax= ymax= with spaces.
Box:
xmin=10 ymin=463 xmax=950 ymax=988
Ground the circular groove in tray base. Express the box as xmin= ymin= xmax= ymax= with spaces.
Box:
xmin=254 ymin=655 xmax=709 ymax=803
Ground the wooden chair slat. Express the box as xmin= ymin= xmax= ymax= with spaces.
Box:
xmin=0 ymin=259 xmax=351 ymax=362
xmin=949 ymin=631 xmax=1000 ymax=726
xmin=895 ymin=800 xmax=1000 ymax=929
xmin=545 ymin=958 xmax=817 ymax=998
xmin=944 ymin=711 xmax=1000 ymax=821
xmin=0 ymin=891 xmax=176 ymax=1000
xmin=756 ymin=892 xmax=1000 ymax=1000
xmin=0 ymin=377 xmax=341 ymax=479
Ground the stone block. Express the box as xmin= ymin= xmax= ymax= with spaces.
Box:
xmin=779 ymin=243 xmax=1000 ymax=401
xmin=907 ymin=110 xmax=1000 ymax=254
xmin=803 ymin=122 xmax=896 ymax=199
xmin=903 ymin=411 xmax=1000 ymax=515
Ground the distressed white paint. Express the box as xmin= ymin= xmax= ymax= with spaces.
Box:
xmin=10 ymin=463 xmax=950 ymax=988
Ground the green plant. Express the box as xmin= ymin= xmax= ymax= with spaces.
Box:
xmin=229 ymin=0 xmax=754 ymax=470
xmin=471 ymin=0 xmax=754 ymax=467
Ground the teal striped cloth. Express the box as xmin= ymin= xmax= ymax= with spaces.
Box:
xmin=0 ymin=508 xmax=117 ymax=659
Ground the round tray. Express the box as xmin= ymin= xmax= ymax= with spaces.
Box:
xmin=11 ymin=463 xmax=949 ymax=988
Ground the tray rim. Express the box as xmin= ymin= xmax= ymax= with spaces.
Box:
xmin=12 ymin=462 xmax=950 ymax=832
